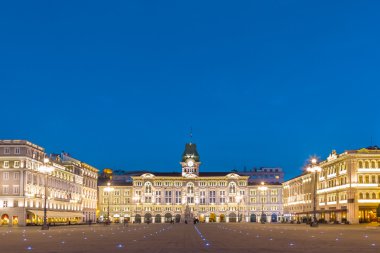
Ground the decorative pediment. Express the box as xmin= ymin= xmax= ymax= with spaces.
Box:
xmin=184 ymin=173 xmax=198 ymax=178
xmin=226 ymin=173 xmax=240 ymax=179
xmin=357 ymin=148 xmax=370 ymax=153
xmin=141 ymin=173 xmax=155 ymax=178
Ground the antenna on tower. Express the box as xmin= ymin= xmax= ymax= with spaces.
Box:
xmin=189 ymin=127 xmax=193 ymax=144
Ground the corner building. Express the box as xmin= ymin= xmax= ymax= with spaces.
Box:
xmin=283 ymin=146 xmax=380 ymax=224
xmin=0 ymin=140 xmax=98 ymax=226
xmin=98 ymin=143 xmax=283 ymax=223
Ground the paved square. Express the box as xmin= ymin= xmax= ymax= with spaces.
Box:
xmin=1 ymin=223 xmax=379 ymax=253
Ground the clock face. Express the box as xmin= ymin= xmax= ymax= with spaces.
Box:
xmin=187 ymin=159 xmax=194 ymax=167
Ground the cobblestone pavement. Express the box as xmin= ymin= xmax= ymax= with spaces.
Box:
xmin=0 ymin=223 xmax=380 ymax=253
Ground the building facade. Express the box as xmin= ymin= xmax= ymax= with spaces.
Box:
xmin=98 ymin=143 xmax=283 ymax=223
xmin=238 ymin=167 xmax=284 ymax=184
xmin=283 ymin=147 xmax=380 ymax=224
xmin=283 ymin=173 xmax=313 ymax=222
xmin=0 ymin=140 xmax=98 ymax=226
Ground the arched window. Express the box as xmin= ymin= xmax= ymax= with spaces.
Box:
xmin=359 ymin=193 xmax=363 ymax=199
xmin=366 ymin=192 xmax=370 ymax=199
xmin=187 ymin=183 xmax=194 ymax=194
xmin=229 ymin=182 xmax=236 ymax=194
xmin=372 ymin=193 xmax=376 ymax=199
xmin=372 ymin=175 xmax=376 ymax=183
xmin=372 ymin=161 xmax=376 ymax=168
xmin=358 ymin=175 xmax=363 ymax=183
xmin=358 ymin=161 xmax=363 ymax=168
xmin=365 ymin=161 xmax=370 ymax=169
xmin=145 ymin=182 xmax=152 ymax=194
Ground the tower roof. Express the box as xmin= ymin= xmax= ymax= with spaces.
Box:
xmin=182 ymin=143 xmax=200 ymax=162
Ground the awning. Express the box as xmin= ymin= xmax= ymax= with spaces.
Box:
xmin=28 ymin=210 xmax=85 ymax=218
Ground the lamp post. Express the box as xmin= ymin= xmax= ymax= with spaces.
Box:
xmin=133 ymin=196 xmax=140 ymax=223
xmin=306 ymin=158 xmax=322 ymax=227
xmin=258 ymin=182 xmax=268 ymax=224
xmin=236 ymin=195 xmax=242 ymax=222
xmin=104 ymin=182 xmax=114 ymax=224
xmin=38 ymin=158 xmax=54 ymax=230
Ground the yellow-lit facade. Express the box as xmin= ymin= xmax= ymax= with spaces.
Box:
xmin=98 ymin=143 xmax=283 ymax=223
xmin=283 ymin=147 xmax=380 ymax=224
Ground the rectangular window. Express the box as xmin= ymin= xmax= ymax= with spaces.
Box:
xmin=13 ymin=185 xmax=20 ymax=194
xmin=14 ymin=161 xmax=20 ymax=168
xmin=165 ymin=191 xmax=172 ymax=203
xmin=15 ymin=147 xmax=20 ymax=154
xmin=3 ymin=186 xmax=9 ymax=194
xmin=3 ymin=161 xmax=9 ymax=168
xmin=175 ymin=191 xmax=181 ymax=204
xmin=271 ymin=189 xmax=278 ymax=195
xmin=155 ymin=191 xmax=161 ymax=203
xmin=200 ymin=191 xmax=206 ymax=204
xmin=4 ymin=148 xmax=10 ymax=154
xmin=3 ymin=172 xmax=9 ymax=180
xmin=209 ymin=191 xmax=216 ymax=203
xmin=14 ymin=172 xmax=20 ymax=180
xmin=3 ymin=201 xmax=8 ymax=207
xmin=187 ymin=197 xmax=194 ymax=204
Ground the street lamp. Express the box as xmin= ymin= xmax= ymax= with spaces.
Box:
xmin=104 ymin=182 xmax=114 ymax=224
xmin=38 ymin=158 xmax=54 ymax=230
xmin=258 ymin=182 xmax=268 ymax=224
xmin=236 ymin=195 xmax=242 ymax=222
xmin=306 ymin=158 xmax=322 ymax=227
xmin=132 ymin=196 xmax=140 ymax=223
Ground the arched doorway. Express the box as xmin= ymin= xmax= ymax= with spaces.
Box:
xmin=124 ymin=214 xmax=130 ymax=222
xmin=260 ymin=213 xmax=267 ymax=223
xmin=250 ymin=213 xmax=257 ymax=222
xmin=1 ymin=214 xmax=9 ymax=225
xmin=229 ymin=212 xmax=237 ymax=223
xmin=155 ymin=214 xmax=161 ymax=223
xmin=209 ymin=213 xmax=216 ymax=222
xmin=175 ymin=214 xmax=181 ymax=223
xmin=220 ymin=214 xmax=225 ymax=222
xmin=135 ymin=214 xmax=141 ymax=223
xmin=144 ymin=213 xmax=152 ymax=223
xmin=164 ymin=213 xmax=172 ymax=223
xmin=271 ymin=213 xmax=277 ymax=222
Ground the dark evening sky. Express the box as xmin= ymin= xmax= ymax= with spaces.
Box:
xmin=1 ymin=1 xmax=379 ymax=179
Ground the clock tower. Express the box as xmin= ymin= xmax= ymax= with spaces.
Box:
xmin=180 ymin=143 xmax=201 ymax=177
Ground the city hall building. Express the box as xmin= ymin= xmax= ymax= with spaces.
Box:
xmin=0 ymin=140 xmax=98 ymax=226
xmin=98 ymin=143 xmax=283 ymax=223
xmin=283 ymin=146 xmax=380 ymax=224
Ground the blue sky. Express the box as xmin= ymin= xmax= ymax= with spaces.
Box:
xmin=1 ymin=1 xmax=379 ymax=179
